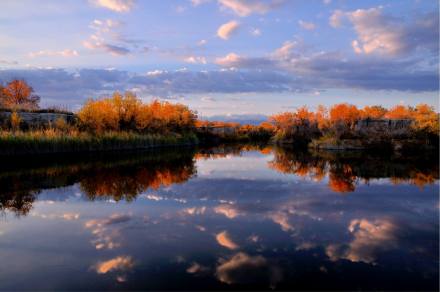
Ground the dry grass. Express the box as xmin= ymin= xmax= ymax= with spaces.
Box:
xmin=0 ymin=129 xmax=198 ymax=155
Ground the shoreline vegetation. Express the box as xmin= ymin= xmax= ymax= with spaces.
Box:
xmin=0 ymin=79 xmax=439 ymax=155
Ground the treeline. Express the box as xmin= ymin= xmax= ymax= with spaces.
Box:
xmin=269 ymin=103 xmax=439 ymax=147
xmin=0 ymin=80 xmax=199 ymax=154
xmin=1 ymin=79 xmax=197 ymax=136
xmin=77 ymin=92 xmax=197 ymax=134
xmin=0 ymin=79 xmax=438 ymax=154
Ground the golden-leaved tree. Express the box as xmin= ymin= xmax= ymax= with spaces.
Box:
xmin=0 ymin=79 xmax=40 ymax=110
xmin=78 ymin=91 xmax=197 ymax=133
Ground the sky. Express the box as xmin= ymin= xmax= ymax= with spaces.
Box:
xmin=0 ymin=0 xmax=438 ymax=117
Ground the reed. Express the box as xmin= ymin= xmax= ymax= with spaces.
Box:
xmin=0 ymin=129 xmax=198 ymax=155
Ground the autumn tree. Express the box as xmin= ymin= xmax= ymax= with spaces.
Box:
xmin=0 ymin=79 xmax=40 ymax=110
xmin=329 ymin=103 xmax=360 ymax=138
xmin=78 ymin=92 xmax=197 ymax=134
xmin=411 ymin=104 xmax=439 ymax=140
xmin=315 ymin=105 xmax=330 ymax=131
xmin=385 ymin=105 xmax=413 ymax=119
xmin=270 ymin=106 xmax=319 ymax=143
xmin=361 ymin=105 xmax=388 ymax=119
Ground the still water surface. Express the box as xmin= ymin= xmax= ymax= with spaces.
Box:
xmin=0 ymin=145 xmax=438 ymax=290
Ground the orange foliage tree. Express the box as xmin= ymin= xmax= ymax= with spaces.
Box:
xmin=270 ymin=106 xmax=319 ymax=143
xmin=77 ymin=91 xmax=197 ymax=133
xmin=410 ymin=104 xmax=439 ymax=137
xmin=0 ymin=79 xmax=40 ymax=110
xmin=329 ymin=103 xmax=360 ymax=128
xmin=361 ymin=105 xmax=388 ymax=119
xmin=385 ymin=105 xmax=413 ymax=119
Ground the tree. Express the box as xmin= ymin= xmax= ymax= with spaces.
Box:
xmin=411 ymin=104 xmax=439 ymax=136
xmin=329 ymin=103 xmax=360 ymax=139
xmin=315 ymin=105 xmax=330 ymax=130
xmin=77 ymin=92 xmax=197 ymax=134
xmin=270 ymin=107 xmax=319 ymax=143
xmin=1 ymin=79 xmax=40 ymax=110
xmin=329 ymin=103 xmax=360 ymax=127
xmin=10 ymin=111 xmax=21 ymax=131
xmin=361 ymin=105 xmax=388 ymax=119
xmin=385 ymin=105 xmax=412 ymax=119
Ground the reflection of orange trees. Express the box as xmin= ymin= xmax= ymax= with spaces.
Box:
xmin=390 ymin=172 xmax=437 ymax=189
xmin=0 ymin=190 xmax=38 ymax=216
xmin=0 ymin=149 xmax=196 ymax=213
xmin=268 ymin=148 xmax=327 ymax=182
xmin=269 ymin=147 xmax=438 ymax=193
xmin=328 ymin=165 xmax=356 ymax=193
xmin=0 ymin=177 xmax=39 ymax=216
xmin=80 ymin=160 xmax=196 ymax=201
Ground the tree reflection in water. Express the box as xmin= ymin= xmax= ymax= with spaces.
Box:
xmin=268 ymin=147 xmax=439 ymax=193
xmin=0 ymin=148 xmax=197 ymax=215
xmin=0 ymin=144 xmax=438 ymax=215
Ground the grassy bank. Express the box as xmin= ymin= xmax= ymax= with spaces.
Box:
xmin=0 ymin=129 xmax=198 ymax=155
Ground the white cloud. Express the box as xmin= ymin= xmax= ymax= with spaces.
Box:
xmin=90 ymin=0 xmax=135 ymax=12
xmin=0 ymin=59 xmax=18 ymax=65
xmin=326 ymin=219 xmax=398 ymax=264
xmin=94 ymin=256 xmax=135 ymax=274
xmin=298 ymin=20 xmax=316 ymax=30
xmin=218 ymin=0 xmax=285 ymax=17
xmin=214 ymin=204 xmax=243 ymax=218
xmin=83 ymin=40 xmax=130 ymax=55
xmin=183 ymin=206 xmax=207 ymax=215
xmin=184 ymin=56 xmax=207 ymax=64
xmin=201 ymin=96 xmax=216 ymax=102
xmin=216 ymin=230 xmax=239 ymax=249
xmin=216 ymin=253 xmax=272 ymax=285
xmin=186 ymin=262 xmax=209 ymax=274
xmin=83 ymin=19 xmax=131 ymax=55
xmin=351 ymin=40 xmax=363 ymax=54
xmin=197 ymin=39 xmax=208 ymax=46
xmin=191 ymin=0 xmax=211 ymax=6
xmin=330 ymin=7 xmax=439 ymax=56
xmin=329 ymin=9 xmax=345 ymax=28
xmin=272 ymin=40 xmax=297 ymax=60
xmin=251 ymin=28 xmax=261 ymax=36
xmin=215 ymin=52 xmax=241 ymax=66
xmin=175 ymin=5 xmax=186 ymax=13
xmin=28 ymin=49 xmax=79 ymax=58
xmin=217 ymin=20 xmax=240 ymax=40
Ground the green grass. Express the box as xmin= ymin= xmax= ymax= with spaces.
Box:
xmin=0 ymin=129 xmax=199 ymax=155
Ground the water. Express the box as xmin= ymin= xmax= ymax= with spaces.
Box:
xmin=0 ymin=145 xmax=438 ymax=291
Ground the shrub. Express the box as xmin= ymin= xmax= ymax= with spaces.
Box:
xmin=10 ymin=112 xmax=21 ymax=131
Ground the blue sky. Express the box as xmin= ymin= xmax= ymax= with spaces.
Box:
xmin=0 ymin=0 xmax=438 ymax=116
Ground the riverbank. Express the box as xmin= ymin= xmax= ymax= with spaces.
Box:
xmin=0 ymin=130 xmax=198 ymax=155
xmin=308 ymin=135 xmax=438 ymax=152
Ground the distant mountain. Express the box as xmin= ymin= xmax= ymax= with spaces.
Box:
xmin=203 ymin=114 xmax=268 ymax=125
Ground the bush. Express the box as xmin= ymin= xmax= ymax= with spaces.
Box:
xmin=78 ymin=92 xmax=197 ymax=134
